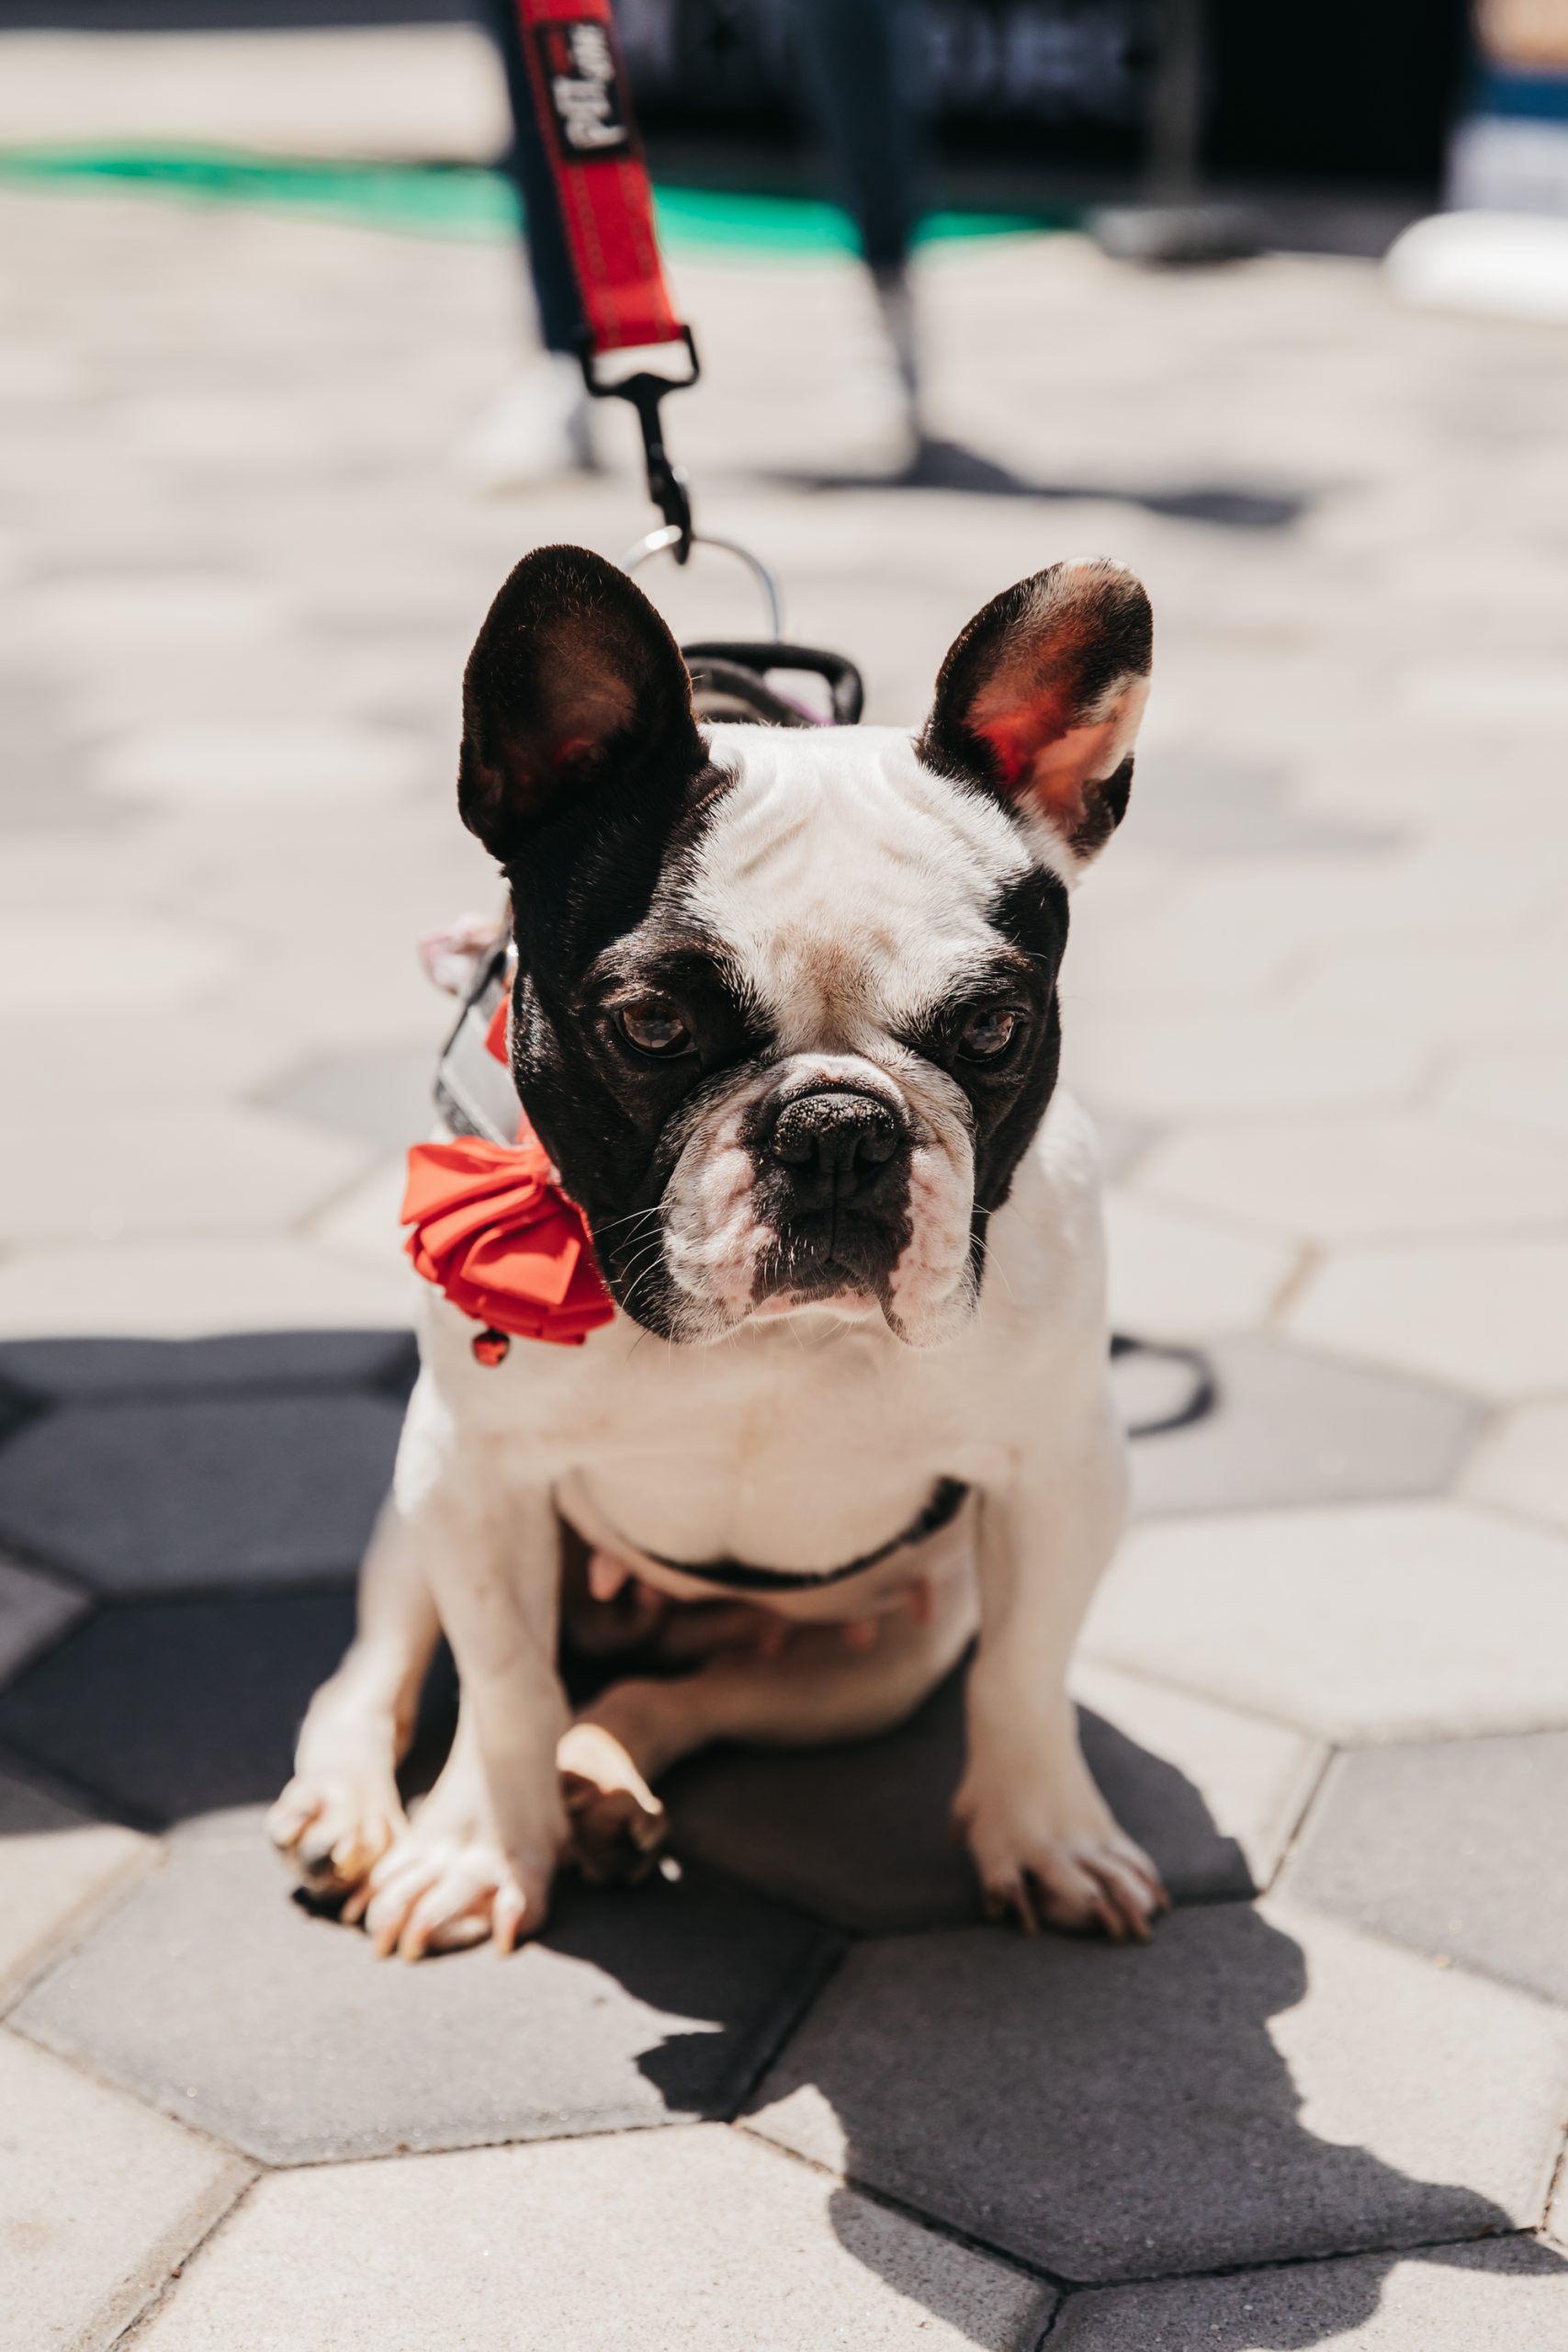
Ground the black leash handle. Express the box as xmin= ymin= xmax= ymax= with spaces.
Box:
xmin=581 ymin=326 xmax=701 ymax=561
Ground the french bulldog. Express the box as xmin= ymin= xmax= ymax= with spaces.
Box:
xmin=269 ymin=541 xmax=1165 ymax=1958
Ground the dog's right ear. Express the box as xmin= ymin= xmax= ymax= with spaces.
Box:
xmin=458 ymin=545 xmax=705 ymax=865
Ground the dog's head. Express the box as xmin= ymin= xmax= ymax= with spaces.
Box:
xmin=459 ymin=545 xmax=1151 ymax=1346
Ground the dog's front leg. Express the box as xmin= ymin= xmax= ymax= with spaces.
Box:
xmin=350 ymin=1472 xmax=570 ymax=1961
xmin=955 ymin=1404 xmax=1168 ymax=1941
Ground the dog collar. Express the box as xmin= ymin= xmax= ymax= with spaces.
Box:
xmin=637 ymin=1476 xmax=971 ymax=1595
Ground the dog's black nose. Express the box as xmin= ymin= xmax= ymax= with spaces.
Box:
xmin=770 ymin=1091 xmax=901 ymax=1188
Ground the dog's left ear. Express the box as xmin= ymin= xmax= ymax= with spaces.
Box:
xmin=919 ymin=558 xmax=1152 ymax=865
xmin=459 ymin=543 xmax=705 ymax=865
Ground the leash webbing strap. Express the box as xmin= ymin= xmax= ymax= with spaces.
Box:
xmin=513 ymin=1 xmax=684 ymax=357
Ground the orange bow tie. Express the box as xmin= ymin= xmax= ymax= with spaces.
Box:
xmin=402 ymin=996 xmax=615 ymax=1354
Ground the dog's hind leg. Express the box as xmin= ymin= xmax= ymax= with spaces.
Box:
xmin=268 ymin=1495 xmax=441 ymax=1895
xmin=558 ymin=1566 xmax=976 ymax=1883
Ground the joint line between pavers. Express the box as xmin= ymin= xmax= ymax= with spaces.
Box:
xmin=730 ymin=2115 xmax=1074 ymax=2292
xmin=107 ymin=2164 xmax=265 ymax=2352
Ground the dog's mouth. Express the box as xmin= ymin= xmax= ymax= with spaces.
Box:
xmin=748 ymin=1279 xmax=881 ymax=1325
xmin=750 ymin=1226 xmax=898 ymax=1322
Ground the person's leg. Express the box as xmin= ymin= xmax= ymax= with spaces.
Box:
xmin=791 ymin=0 xmax=926 ymax=447
xmin=468 ymin=0 xmax=595 ymax=479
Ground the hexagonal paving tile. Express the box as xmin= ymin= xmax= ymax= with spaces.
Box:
xmin=1051 ymin=2239 xmax=1568 ymax=2348
xmin=1140 ymin=1114 xmax=1568 ymax=1245
xmin=1287 ymin=1236 xmax=1568 ymax=1402
xmin=1126 ymin=1336 xmax=1478 ymax=1519
xmin=665 ymin=1661 xmax=1321 ymax=1933
xmin=0 ymin=1767 xmax=152 ymax=2004
xmin=0 ymin=1237 xmax=417 ymax=1341
xmin=0 ymin=1105 xmax=371 ymax=1244
xmin=0 ymin=1589 xmax=356 ymax=1827
xmin=14 ymin=1837 xmax=841 ymax=2164
xmin=1083 ymin=1501 xmax=1568 ymax=1743
xmin=260 ymin=1043 xmax=438 ymax=1152
xmin=744 ymin=1901 xmax=1568 ymax=2281
xmin=0 ymin=1327 xmax=415 ymax=1404
xmin=1463 ymin=1399 xmax=1568 ymax=1534
xmin=0 ymin=2030 xmax=251 ymax=2352
xmin=130 ymin=2124 xmax=1051 ymax=2352
xmin=1103 ymin=1193 xmax=1297 ymax=1342
xmin=1283 ymin=1734 xmax=1568 ymax=2007
xmin=0 ymin=1550 xmax=82 ymax=1686
xmin=0 ymin=1391 xmax=400 ymax=1594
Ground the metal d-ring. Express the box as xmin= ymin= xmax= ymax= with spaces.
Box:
xmin=622 ymin=525 xmax=784 ymax=639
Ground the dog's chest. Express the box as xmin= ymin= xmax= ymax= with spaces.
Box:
xmin=486 ymin=1317 xmax=987 ymax=1573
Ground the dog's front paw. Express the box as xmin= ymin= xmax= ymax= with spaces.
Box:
xmin=954 ymin=1766 xmax=1168 ymax=1943
xmin=558 ymin=1721 xmax=668 ymax=1884
xmin=268 ymin=1770 xmax=402 ymax=1897
xmin=342 ymin=1803 xmax=559 ymax=1962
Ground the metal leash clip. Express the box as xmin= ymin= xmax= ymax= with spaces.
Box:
xmin=580 ymin=326 xmax=701 ymax=560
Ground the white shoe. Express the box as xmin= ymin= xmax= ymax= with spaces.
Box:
xmin=461 ymin=353 xmax=596 ymax=487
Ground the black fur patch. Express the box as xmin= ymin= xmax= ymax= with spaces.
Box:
xmin=895 ymin=865 xmax=1072 ymax=1293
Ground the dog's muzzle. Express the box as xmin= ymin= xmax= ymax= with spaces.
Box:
xmin=755 ymin=1086 xmax=912 ymax=1299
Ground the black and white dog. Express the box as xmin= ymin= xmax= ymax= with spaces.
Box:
xmin=271 ymin=542 xmax=1166 ymax=1957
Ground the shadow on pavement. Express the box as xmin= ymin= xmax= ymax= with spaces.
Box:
xmin=0 ymin=1331 xmax=1557 ymax=2336
xmin=773 ymin=435 xmax=1310 ymax=530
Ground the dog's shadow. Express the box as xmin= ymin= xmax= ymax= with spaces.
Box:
xmin=621 ymin=1675 xmax=1549 ymax=2344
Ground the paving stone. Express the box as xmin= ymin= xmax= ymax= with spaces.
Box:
xmin=0 ymin=1391 xmax=399 ymax=1595
xmin=666 ymin=1661 xmax=1319 ymax=1932
xmin=1127 ymin=1336 xmax=1478 ymax=1520
xmin=1462 ymin=1401 xmax=1568 ymax=1533
xmin=0 ymin=1328 xmax=416 ymax=1404
xmin=16 ymin=1838 xmax=841 ymax=2164
xmin=0 ymin=1551 xmax=82 ymax=1687
xmin=1070 ymin=1004 xmax=1428 ymax=1119
xmin=1083 ymin=1500 xmax=1568 ymax=1743
xmin=1141 ymin=1115 xmax=1568 ymax=1244
xmin=0 ymin=1589 xmax=355 ymax=1827
xmin=0 ymin=1236 xmax=417 ymax=1339
xmin=1103 ymin=1192 xmax=1297 ymax=1340
xmin=1052 ymin=2238 xmax=1568 ymax=2348
xmin=0 ymin=2028 xmax=252 ymax=2352
xmin=1288 ymin=1238 xmax=1568 ymax=1402
xmin=0 ymin=1105 xmax=369 ymax=1245
xmin=132 ymin=2122 xmax=1048 ymax=2352
xmin=260 ymin=1043 xmax=438 ymax=1152
xmin=744 ymin=1901 xmax=1568 ymax=2281
xmin=91 ymin=720 xmax=429 ymax=804
xmin=0 ymin=1766 xmax=152 ymax=2005
xmin=1442 ymin=1031 xmax=1568 ymax=1148
xmin=1284 ymin=1734 xmax=1568 ymax=2007
xmin=0 ymin=911 xmax=236 ymax=1013
xmin=310 ymin=1156 xmax=415 ymax=1278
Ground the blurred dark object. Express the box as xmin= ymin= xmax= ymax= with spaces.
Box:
xmin=1 ymin=0 xmax=1473 ymax=213
xmin=1090 ymin=0 xmax=1261 ymax=264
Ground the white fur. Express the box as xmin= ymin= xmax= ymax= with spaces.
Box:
xmin=271 ymin=717 xmax=1165 ymax=1955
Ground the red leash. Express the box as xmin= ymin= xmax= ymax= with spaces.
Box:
xmin=513 ymin=1 xmax=683 ymax=355
xmin=513 ymin=0 xmax=700 ymax=556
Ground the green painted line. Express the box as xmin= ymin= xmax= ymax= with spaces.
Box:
xmin=0 ymin=141 xmax=1063 ymax=253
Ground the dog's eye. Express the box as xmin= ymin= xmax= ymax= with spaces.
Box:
xmin=615 ymin=996 xmax=694 ymax=1058
xmin=957 ymin=1004 xmax=1022 ymax=1062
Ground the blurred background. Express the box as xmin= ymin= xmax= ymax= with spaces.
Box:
xmin=0 ymin=0 xmax=1563 ymax=1347
xmin=6 ymin=10 xmax=1568 ymax=2346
